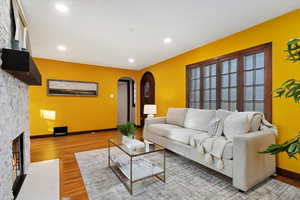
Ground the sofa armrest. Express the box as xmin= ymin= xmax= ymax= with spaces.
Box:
xmin=145 ymin=117 xmax=167 ymax=127
xmin=233 ymin=130 xmax=276 ymax=191
xmin=143 ymin=117 xmax=166 ymax=139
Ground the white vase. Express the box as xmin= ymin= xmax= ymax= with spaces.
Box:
xmin=122 ymin=135 xmax=134 ymax=142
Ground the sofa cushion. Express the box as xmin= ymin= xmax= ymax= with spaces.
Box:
xmin=166 ymin=108 xmax=187 ymax=127
xmin=148 ymin=124 xmax=205 ymax=144
xmin=184 ymin=109 xmax=216 ymax=131
xmin=148 ymin=124 xmax=182 ymax=136
xmin=216 ymin=109 xmax=234 ymax=120
xmin=223 ymin=112 xmax=251 ymax=141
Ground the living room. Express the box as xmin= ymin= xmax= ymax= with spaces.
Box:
xmin=0 ymin=0 xmax=300 ymax=200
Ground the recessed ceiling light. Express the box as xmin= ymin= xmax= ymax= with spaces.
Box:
xmin=128 ymin=58 xmax=135 ymax=63
xmin=163 ymin=37 xmax=172 ymax=44
xmin=57 ymin=45 xmax=67 ymax=51
xmin=55 ymin=3 xmax=69 ymax=13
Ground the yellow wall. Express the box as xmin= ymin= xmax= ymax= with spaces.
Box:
xmin=141 ymin=9 xmax=300 ymax=173
xmin=29 ymin=58 xmax=140 ymax=136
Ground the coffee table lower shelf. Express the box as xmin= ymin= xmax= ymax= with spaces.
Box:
xmin=109 ymin=158 xmax=165 ymax=195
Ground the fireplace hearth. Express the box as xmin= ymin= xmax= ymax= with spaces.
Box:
xmin=12 ymin=133 xmax=26 ymax=199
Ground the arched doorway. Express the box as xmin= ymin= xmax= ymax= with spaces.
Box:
xmin=140 ymin=72 xmax=155 ymax=126
xmin=117 ymin=77 xmax=136 ymax=125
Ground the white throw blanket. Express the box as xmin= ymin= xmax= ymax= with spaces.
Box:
xmin=261 ymin=117 xmax=278 ymax=135
xmin=189 ymin=134 xmax=231 ymax=170
xmin=189 ymin=112 xmax=277 ymax=170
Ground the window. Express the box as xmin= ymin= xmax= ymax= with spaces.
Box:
xmin=203 ymin=64 xmax=217 ymax=109
xmin=187 ymin=43 xmax=272 ymax=121
xmin=188 ymin=67 xmax=201 ymax=108
xmin=243 ymin=53 xmax=265 ymax=112
xmin=220 ymin=59 xmax=238 ymax=111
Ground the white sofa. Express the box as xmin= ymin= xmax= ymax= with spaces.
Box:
xmin=143 ymin=108 xmax=276 ymax=192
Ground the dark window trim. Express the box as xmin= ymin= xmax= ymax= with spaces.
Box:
xmin=186 ymin=42 xmax=272 ymax=122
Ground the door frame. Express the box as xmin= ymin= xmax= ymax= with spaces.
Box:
xmin=140 ymin=72 xmax=155 ymax=126
xmin=118 ymin=80 xmax=130 ymax=122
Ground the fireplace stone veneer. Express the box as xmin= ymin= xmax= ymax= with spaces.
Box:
xmin=0 ymin=0 xmax=30 ymax=199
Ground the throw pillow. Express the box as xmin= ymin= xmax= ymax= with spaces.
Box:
xmin=166 ymin=108 xmax=187 ymax=127
xmin=183 ymin=109 xmax=216 ymax=132
xmin=223 ymin=112 xmax=251 ymax=141
xmin=216 ymin=109 xmax=234 ymax=121
xmin=208 ymin=118 xmax=223 ymax=137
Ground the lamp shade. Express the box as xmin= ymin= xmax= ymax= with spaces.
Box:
xmin=144 ymin=104 xmax=157 ymax=115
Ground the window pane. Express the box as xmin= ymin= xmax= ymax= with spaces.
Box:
xmin=195 ymin=91 xmax=200 ymax=101
xmin=245 ymin=71 xmax=253 ymax=86
xmin=190 ymin=68 xmax=195 ymax=78
xmin=230 ymin=73 xmax=237 ymax=87
xmin=255 ymin=103 xmax=264 ymax=112
xmin=245 ymin=55 xmax=253 ymax=70
xmin=256 ymin=53 xmax=264 ymax=68
xmin=245 ymin=87 xmax=253 ymax=100
xmin=189 ymin=91 xmax=195 ymax=101
xmin=211 ymin=103 xmax=216 ymax=110
xmin=211 ymin=77 xmax=216 ymax=88
xmin=230 ymin=88 xmax=237 ymax=101
xmin=196 ymin=67 xmax=201 ymax=78
xmin=204 ymin=78 xmax=210 ymax=89
xmin=221 ymin=61 xmax=229 ymax=74
xmin=203 ymin=102 xmax=209 ymax=109
xmin=255 ymin=86 xmax=264 ymax=100
xmin=204 ymin=66 xmax=210 ymax=77
xmin=191 ymin=79 xmax=200 ymax=90
xmin=221 ymin=102 xmax=228 ymax=110
xmin=230 ymin=103 xmax=236 ymax=111
xmin=221 ymin=75 xmax=229 ymax=87
xmin=255 ymin=69 xmax=264 ymax=85
xmin=190 ymin=80 xmax=195 ymax=89
xmin=211 ymin=89 xmax=216 ymax=100
xmin=211 ymin=64 xmax=216 ymax=76
xmin=192 ymin=103 xmax=198 ymax=109
xmin=221 ymin=88 xmax=228 ymax=100
xmin=193 ymin=68 xmax=199 ymax=78
xmin=230 ymin=59 xmax=237 ymax=72
xmin=204 ymin=90 xmax=210 ymax=101
xmin=245 ymin=102 xmax=254 ymax=111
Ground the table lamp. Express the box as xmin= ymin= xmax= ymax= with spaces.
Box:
xmin=144 ymin=104 xmax=157 ymax=118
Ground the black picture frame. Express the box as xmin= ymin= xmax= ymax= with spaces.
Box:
xmin=47 ymin=79 xmax=99 ymax=97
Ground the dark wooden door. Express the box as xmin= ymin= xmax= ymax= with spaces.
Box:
xmin=140 ymin=72 xmax=155 ymax=126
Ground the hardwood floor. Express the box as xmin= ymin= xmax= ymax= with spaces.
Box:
xmin=30 ymin=129 xmax=143 ymax=200
xmin=30 ymin=129 xmax=299 ymax=200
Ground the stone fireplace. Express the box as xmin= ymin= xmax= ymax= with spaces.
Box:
xmin=0 ymin=0 xmax=30 ymax=199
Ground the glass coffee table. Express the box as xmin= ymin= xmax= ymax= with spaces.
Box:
xmin=108 ymin=138 xmax=166 ymax=195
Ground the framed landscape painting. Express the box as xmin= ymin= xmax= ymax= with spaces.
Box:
xmin=47 ymin=79 xmax=98 ymax=97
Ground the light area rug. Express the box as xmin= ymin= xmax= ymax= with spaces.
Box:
xmin=17 ymin=159 xmax=60 ymax=200
xmin=75 ymin=148 xmax=300 ymax=200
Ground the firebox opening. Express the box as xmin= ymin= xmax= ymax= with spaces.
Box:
xmin=12 ymin=132 xmax=26 ymax=199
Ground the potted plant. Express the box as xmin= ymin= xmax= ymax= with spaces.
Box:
xmin=117 ymin=122 xmax=136 ymax=141
xmin=260 ymin=38 xmax=300 ymax=159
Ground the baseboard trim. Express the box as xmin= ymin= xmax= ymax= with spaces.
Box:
xmin=30 ymin=134 xmax=53 ymax=139
xmin=30 ymin=128 xmax=117 ymax=139
xmin=276 ymin=167 xmax=300 ymax=181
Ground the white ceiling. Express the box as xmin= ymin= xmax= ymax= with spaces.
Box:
xmin=22 ymin=0 xmax=300 ymax=70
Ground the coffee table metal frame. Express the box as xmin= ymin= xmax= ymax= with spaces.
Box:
xmin=108 ymin=138 xmax=166 ymax=195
